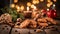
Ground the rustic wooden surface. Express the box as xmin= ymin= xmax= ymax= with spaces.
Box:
xmin=0 ymin=19 xmax=60 ymax=34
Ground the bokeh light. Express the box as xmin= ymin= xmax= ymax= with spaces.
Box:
xmin=27 ymin=2 xmax=31 ymax=7
xmin=20 ymin=5 xmax=24 ymax=11
xmin=53 ymin=0 xmax=57 ymax=2
xmin=32 ymin=0 xmax=39 ymax=4
xmin=14 ymin=0 xmax=18 ymax=3
xmin=27 ymin=7 xmax=29 ymax=11
xmin=47 ymin=0 xmax=51 ymax=2
xmin=31 ymin=4 xmax=35 ymax=8
xmin=40 ymin=0 xmax=44 ymax=2
xmin=10 ymin=4 xmax=15 ymax=8
xmin=47 ymin=3 xmax=51 ymax=7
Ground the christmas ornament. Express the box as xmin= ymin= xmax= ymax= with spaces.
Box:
xmin=47 ymin=9 xmax=57 ymax=18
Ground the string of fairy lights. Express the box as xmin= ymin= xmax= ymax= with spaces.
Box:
xmin=10 ymin=0 xmax=57 ymax=12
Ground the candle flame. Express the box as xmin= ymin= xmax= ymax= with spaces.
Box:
xmin=27 ymin=7 xmax=29 ymax=11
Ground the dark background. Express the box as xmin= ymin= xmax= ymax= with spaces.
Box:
xmin=0 ymin=0 xmax=60 ymax=18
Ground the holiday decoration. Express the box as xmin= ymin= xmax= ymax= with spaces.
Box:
xmin=0 ymin=0 xmax=59 ymax=34
xmin=47 ymin=9 xmax=57 ymax=18
xmin=1 ymin=7 xmax=25 ymax=22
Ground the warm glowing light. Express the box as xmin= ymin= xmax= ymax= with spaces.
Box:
xmin=53 ymin=4 xmax=55 ymax=7
xmin=31 ymin=4 xmax=35 ymax=8
xmin=47 ymin=8 xmax=49 ymax=11
xmin=36 ymin=0 xmax=39 ymax=4
xmin=17 ymin=9 xmax=20 ymax=12
xmin=27 ymin=7 xmax=29 ymax=11
xmin=40 ymin=0 xmax=44 ymax=2
xmin=32 ymin=0 xmax=39 ymax=4
xmin=27 ymin=2 xmax=31 ymax=7
xmin=15 ymin=5 xmax=19 ymax=9
xmin=34 ymin=6 xmax=36 ymax=10
xmin=16 ymin=6 xmax=20 ymax=12
xmin=15 ymin=5 xmax=20 ymax=12
xmin=32 ymin=0 xmax=37 ymax=4
xmin=20 ymin=5 xmax=24 ymax=11
xmin=10 ymin=4 xmax=15 ymax=8
xmin=17 ymin=6 xmax=20 ymax=10
xmin=31 ymin=4 xmax=37 ymax=10
xmin=47 ymin=2 xmax=53 ymax=8
xmin=47 ymin=3 xmax=51 ymax=7
xmin=14 ymin=0 xmax=18 ymax=3
xmin=49 ymin=2 xmax=53 ymax=6
xmin=53 ymin=0 xmax=56 ymax=2
xmin=47 ymin=0 xmax=51 ymax=2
